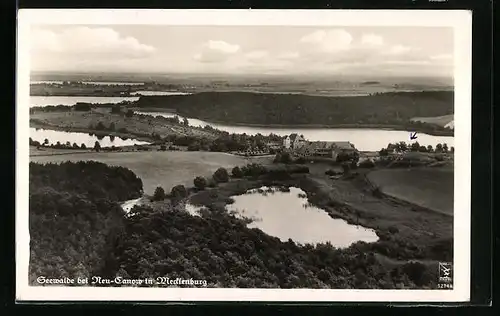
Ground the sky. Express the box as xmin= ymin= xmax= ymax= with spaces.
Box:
xmin=29 ymin=25 xmax=454 ymax=78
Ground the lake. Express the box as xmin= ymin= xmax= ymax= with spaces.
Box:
xmin=188 ymin=186 xmax=379 ymax=247
xmin=30 ymin=128 xmax=150 ymax=148
xmin=135 ymin=111 xmax=454 ymax=152
xmin=31 ymin=96 xmax=140 ymax=107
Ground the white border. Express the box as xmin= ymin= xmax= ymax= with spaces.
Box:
xmin=16 ymin=9 xmax=472 ymax=302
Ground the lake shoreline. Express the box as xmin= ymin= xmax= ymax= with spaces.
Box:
xmin=131 ymin=107 xmax=454 ymax=137
xmin=185 ymin=164 xmax=452 ymax=262
xmin=30 ymin=120 xmax=154 ymax=143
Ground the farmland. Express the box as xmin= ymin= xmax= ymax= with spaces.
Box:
xmin=30 ymin=151 xmax=273 ymax=194
xmin=366 ymin=167 xmax=454 ymax=215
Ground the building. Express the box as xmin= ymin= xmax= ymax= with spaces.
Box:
xmin=297 ymin=141 xmax=357 ymax=160
xmin=283 ymin=133 xmax=307 ymax=150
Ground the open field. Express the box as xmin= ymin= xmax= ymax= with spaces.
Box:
xmin=30 ymin=109 xmax=219 ymax=140
xmin=30 ymin=150 xmax=273 ymax=194
xmin=366 ymin=168 xmax=454 ymax=215
xmin=410 ymin=114 xmax=454 ymax=128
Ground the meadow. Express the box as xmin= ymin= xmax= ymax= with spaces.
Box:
xmin=366 ymin=168 xmax=454 ymax=215
xmin=30 ymin=151 xmax=273 ymax=194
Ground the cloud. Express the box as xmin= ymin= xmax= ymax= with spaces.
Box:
xmin=277 ymin=51 xmax=300 ymax=60
xmin=193 ymin=40 xmax=240 ymax=63
xmin=300 ymin=29 xmax=352 ymax=53
xmin=31 ymin=27 xmax=155 ymax=58
xmin=245 ymin=50 xmax=269 ymax=61
xmin=385 ymin=44 xmax=413 ymax=55
xmin=360 ymin=33 xmax=384 ymax=46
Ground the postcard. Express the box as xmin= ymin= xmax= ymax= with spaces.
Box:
xmin=16 ymin=9 xmax=471 ymax=302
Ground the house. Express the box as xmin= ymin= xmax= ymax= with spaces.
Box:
xmin=283 ymin=133 xmax=307 ymax=150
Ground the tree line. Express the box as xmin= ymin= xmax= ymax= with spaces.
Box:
xmin=378 ymin=141 xmax=454 ymax=156
xmin=133 ymin=91 xmax=454 ymax=135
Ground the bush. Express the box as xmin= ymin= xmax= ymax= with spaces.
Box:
xmin=243 ymin=163 xmax=267 ymax=177
xmin=231 ymin=166 xmax=244 ymax=178
xmin=74 ymin=103 xmax=92 ymax=111
xmin=171 ymin=185 xmax=187 ymax=199
xmin=193 ymin=176 xmax=207 ymax=190
xmin=274 ymin=152 xmax=292 ymax=164
xmin=153 ymin=186 xmax=166 ymax=201
xmin=336 ymin=152 xmax=351 ymax=163
xmin=359 ymin=159 xmax=375 ymax=168
xmin=207 ymin=178 xmax=217 ymax=188
xmin=379 ymin=148 xmax=389 ymax=156
xmin=213 ymin=167 xmax=229 ymax=183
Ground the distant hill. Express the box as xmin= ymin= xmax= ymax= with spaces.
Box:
xmin=134 ymin=91 xmax=454 ymax=134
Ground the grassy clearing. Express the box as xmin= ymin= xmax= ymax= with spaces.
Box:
xmin=366 ymin=168 xmax=453 ymax=215
xmin=30 ymin=151 xmax=273 ymax=194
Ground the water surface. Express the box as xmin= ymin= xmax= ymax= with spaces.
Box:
xmin=191 ymin=186 xmax=379 ymax=247
xmin=30 ymin=128 xmax=150 ymax=148
xmin=135 ymin=111 xmax=454 ymax=151
xmin=31 ymin=96 xmax=140 ymax=107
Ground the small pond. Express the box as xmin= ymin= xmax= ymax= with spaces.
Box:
xmin=186 ymin=186 xmax=379 ymax=248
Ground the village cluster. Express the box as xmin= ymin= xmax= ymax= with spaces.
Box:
xmin=247 ymin=133 xmax=358 ymax=160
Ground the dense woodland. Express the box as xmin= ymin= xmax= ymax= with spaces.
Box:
xmin=29 ymin=161 xmax=143 ymax=284
xmin=134 ymin=91 xmax=454 ymax=133
xmin=29 ymin=161 xmax=442 ymax=289
xmin=110 ymin=205 xmax=436 ymax=289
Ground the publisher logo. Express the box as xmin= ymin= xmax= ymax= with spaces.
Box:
xmin=438 ymin=262 xmax=453 ymax=285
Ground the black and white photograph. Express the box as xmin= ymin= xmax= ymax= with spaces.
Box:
xmin=16 ymin=9 xmax=472 ymax=302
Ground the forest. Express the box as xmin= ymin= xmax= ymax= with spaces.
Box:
xmin=107 ymin=201 xmax=439 ymax=289
xmin=29 ymin=161 xmax=441 ymax=289
xmin=133 ymin=91 xmax=454 ymax=134
xmin=29 ymin=161 xmax=143 ymax=284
